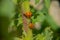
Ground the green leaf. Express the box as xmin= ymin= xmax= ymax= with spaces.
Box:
xmin=46 ymin=15 xmax=59 ymax=31
xmin=44 ymin=27 xmax=53 ymax=40
xmin=35 ymin=0 xmax=40 ymax=4
xmin=36 ymin=34 xmax=45 ymax=40
xmin=44 ymin=0 xmax=51 ymax=9
xmin=22 ymin=29 xmax=33 ymax=40
xmin=0 ymin=0 xmax=15 ymax=19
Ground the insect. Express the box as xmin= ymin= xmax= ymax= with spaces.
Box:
xmin=29 ymin=23 xmax=34 ymax=29
xmin=24 ymin=12 xmax=32 ymax=18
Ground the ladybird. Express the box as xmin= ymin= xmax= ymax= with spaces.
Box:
xmin=24 ymin=12 xmax=32 ymax=18
xmin=29 ymin=23 xmax=34 ymax=29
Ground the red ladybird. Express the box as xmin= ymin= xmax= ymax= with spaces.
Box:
xmin=29 ymin=23 xmax=34 ymax=29
xmin=24 ymin=12 xmax=32 ymax=18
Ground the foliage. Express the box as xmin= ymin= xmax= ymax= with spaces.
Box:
xmin=0 ymin=0 xmax=60 ymax=40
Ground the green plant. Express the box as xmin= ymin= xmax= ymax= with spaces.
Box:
xmin=0 ymin=0 xmax=60 ymax=40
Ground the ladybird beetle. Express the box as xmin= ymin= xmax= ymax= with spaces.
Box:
xmin=29 ymin=23 xmax=34 ymax=29
xmin=24 ymin=12 xmax=32 ymax=18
